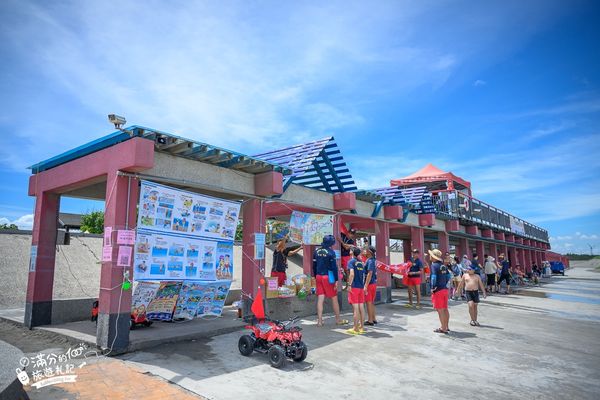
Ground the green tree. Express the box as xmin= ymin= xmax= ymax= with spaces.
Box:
xmin=0 ymin=223 xmax=18 ymax=230
xmin=81 ymin=211 xmax=104 ymax=234
xmin=235 ymin=220 xmax=243 ymax=241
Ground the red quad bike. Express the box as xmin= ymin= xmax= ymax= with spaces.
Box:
xmin=238 ymin=288 xmax=307 ymax=368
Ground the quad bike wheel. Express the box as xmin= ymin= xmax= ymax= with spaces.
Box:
xmin=268 ymin=345 xmax=286 ymax=368
xmin=144 ymin=320 xmax=153 ymax=327
xmin=129 ymin=320 xmax=135 ymax=330
xmin=238 ymin=335 xmax=255 ymax=356
xmin=293 ymin=341 xmax=308 ymax=362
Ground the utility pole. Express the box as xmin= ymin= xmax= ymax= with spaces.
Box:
xmin=589 ymin=244 xmax=594 ymax=256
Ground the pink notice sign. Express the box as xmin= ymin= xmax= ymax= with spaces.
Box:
xmin=117 ymin=246 xmax=133 ymax=267
xmin=102 ymin=246 xmax=113 ymax=262
xmin=104 ymin=227 xmax=113 ymax=246
xmin=117 ymin=230 xmax=136 ymax=245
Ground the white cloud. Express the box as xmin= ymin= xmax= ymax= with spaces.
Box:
xmin=473 ymin=79 xmax=487 ymax=87
xmin=0 ymin=0 xmax=573 ymax=171
xmin=0 ymin=214 xmax=34 ymax=229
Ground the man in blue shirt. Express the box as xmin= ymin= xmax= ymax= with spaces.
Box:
xmin=497 ymin=253 xmax=512 ymax=294
xmin=428 ymin=248 xmax=451 ymax=334
xmin=312 ymin=235 xmax=347 ymax=327
xmin=364 ymin=246 xmax=378 ymax=326
xmin=405 ymin=249 xmax=424 ymax=309
xmin=346 ymin=248 xmax=366 ymax=334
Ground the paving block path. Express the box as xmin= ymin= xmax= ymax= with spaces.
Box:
xmin=26 ymin=359 xmax=204 ymax=400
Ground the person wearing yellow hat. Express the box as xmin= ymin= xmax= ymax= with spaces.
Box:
xmin=427 ymin=248 xmax=452 ymax=334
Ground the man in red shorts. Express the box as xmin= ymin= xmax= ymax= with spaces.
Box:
xmin=364 ymin=246 xmax=378 ymax=326
xmin=313 ymin=235 xmax=347 ymax=327
xmin=428 ymin=248 xmax=452 ymax=334
xmin=346 ymin=248 xmax=366 ymax=334
xmin=405 ymin=248 xmax=424 ymax=309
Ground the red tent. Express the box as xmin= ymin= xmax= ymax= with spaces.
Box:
xmin=390 ymin=163 xmax=471 ymax=194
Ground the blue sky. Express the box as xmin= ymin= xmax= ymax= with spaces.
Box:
xmin=0 ymin=0 xmax=599 ymax=254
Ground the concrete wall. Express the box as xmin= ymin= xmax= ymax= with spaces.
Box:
xmin=51 ymin=297 xmax=97 ymax=324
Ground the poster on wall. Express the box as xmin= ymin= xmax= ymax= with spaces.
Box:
xmin=290 ymin=211 xmax=334 ymax=245
xmin=137 ymin=180 xmax=241 ymax=242
xmin=173 ymin=280 xmax=232 ymax=319
xmin=131 ymin=281 xmax=160 ymax=321
xmin=146 ymin=281 xmax=183 ymax=321
xmin=510 ymin=216 xmax=526 ymax=236
xmin=173 ymin=281 xmax=205 ymax=320
xmin=133 ymin=229 xmax=234 ymax=281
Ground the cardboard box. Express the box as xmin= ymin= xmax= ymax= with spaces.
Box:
xmin=265 ymin=277 xmax=279 ymax=299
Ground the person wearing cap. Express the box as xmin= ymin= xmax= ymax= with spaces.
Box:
xmin=483 ymin=255 xmax=498 ymax=294
xmin=497 ymin=253 xmax=512 ymax=294
xmin=405 ymin=248 xmax=424 ymax=309
xmin=271 ymin=235 xmax=302 ymax=287
xmin=346 ymin=247 xmax=366 ymax=335
xmin=363 ymin=245 xmax=378 ymax=326
xmin=312 ymin=235 xmax=347 ymax=327
xmin=456 ymin=265 xmax=486 ymax=326
xmin=427 ymin=248 xmax=452 ymax=334
xmin=340 ymin=228 xmax=357 ymax=271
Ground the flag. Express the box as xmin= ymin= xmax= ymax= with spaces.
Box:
xmin=251 ymin=287 xmax=265 ymax=320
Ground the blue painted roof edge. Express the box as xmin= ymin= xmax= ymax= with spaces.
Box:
xmin=28 ymin=125 xmax=293 ymax=175
xmin=28 ymin=128 xmax=133 ymax=173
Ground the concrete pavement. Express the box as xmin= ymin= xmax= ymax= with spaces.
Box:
xmin=119 ymin=262 xmax=600 ymax=400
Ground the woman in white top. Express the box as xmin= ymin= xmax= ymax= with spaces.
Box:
xmin=484 ymin=255 xmax=498 ymax=293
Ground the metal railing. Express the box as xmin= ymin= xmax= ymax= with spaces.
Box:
xmin=431 ymin=190 xmax=549 ymax=243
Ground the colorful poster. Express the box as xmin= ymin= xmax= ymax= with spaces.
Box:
xmin=131 ymin=281 xmax=160 ymax=320
xmin=117 ymin=230 xmax=136 ymax=245
xmin=146 ymin=281 xmax=182 ymax=321
xmin=102 ymin=245 xmax=113 ymax=262
xmin=29 ymin=245 xmax=37 ymax=272
xmin=254 ymin=233 xmax=266 ymax=260
xmin=173 ymin=281 xmax=205 ymax=320
xmin=215 ymin=242 xmax=234 ymax=280
xmin=290 ymin=211 xmax=309 ymax=243
xmin=117 ymin=245 xmax=133 ymax=267
xmin=510 ymin=216 xmax=526 ymax=236
xmin=137 ymin=181 xmax=240 ymax=241
xmin=193 ymin=281 xmax=232 ymax=317
xmin=289 ymin=211 xmax=334 ymax=245
xmin=133 ymin=229 xmax=234 ymax=281
xmin=104 ymin=227 xmax=113 ymax=246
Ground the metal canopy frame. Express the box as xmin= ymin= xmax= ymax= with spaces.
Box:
xmin=357 ymin=186 xmax=435 ymax=214
xmin=253 ymin=137 xmax=357 ymax=193
xmin=29 ymin=125 xmax=292 ymax=176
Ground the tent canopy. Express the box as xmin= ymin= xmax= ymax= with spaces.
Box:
xmin=390 ymin=163 xmax=471 ymax=193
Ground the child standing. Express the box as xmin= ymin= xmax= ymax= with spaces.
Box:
xmin=364 ymin=246 xmax=378 ymax=326
xmin=346 ymin=248 xmax=366 ymax=335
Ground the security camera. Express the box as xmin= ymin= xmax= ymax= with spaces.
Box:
xmin=108 ymin=114 xmax=127 ymax=129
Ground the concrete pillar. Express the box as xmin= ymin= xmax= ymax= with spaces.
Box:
xmin=508 ymin=247 xmax=517 ymax=266
xmin=475 ymin=241 xmax=484 ymax=259
xmin=96 ymin=172 xmax=139 ymax=352
xmin=302 ymin=245 xmax=315 ymax=276
xmin=375 ymin=221 xmax=391 ymax=293
xmin=437 ymin=231 xmax=449 ymax=255
xmin=241 ymin=199 xmax=265 ymax=298
xmin=402 ymin=239 xmax=411 ymax=263
xmin=489 ymin=243 xmax=498 ymax=259
xmin=457 ymin=237 xmax=469 ymax=258
xmin=410 ymin=226 xmax=425 ymax=255
xmin=25 ymin=191 xmax=60 ymax=328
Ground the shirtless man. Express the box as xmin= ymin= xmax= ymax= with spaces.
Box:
xmin=456 ymin=266 xmax=487 ymax=326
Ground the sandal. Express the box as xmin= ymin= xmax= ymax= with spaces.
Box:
xmin=434 ymin=328 xmax=448 ymax=334
xmin=470 ymin=321 xmax=476 ymax=326
xmin=404 ymin=304 xmax=414 ymax=308
xmin=345 ymin=328 xmax=358 ymax=335
xmin=474 ymin=321 xmax=481 ymax=326
xmin=364 ymin=321 xmax=375 ymax=326
xmin=336 ymin=319 xmax=349 ymax=325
